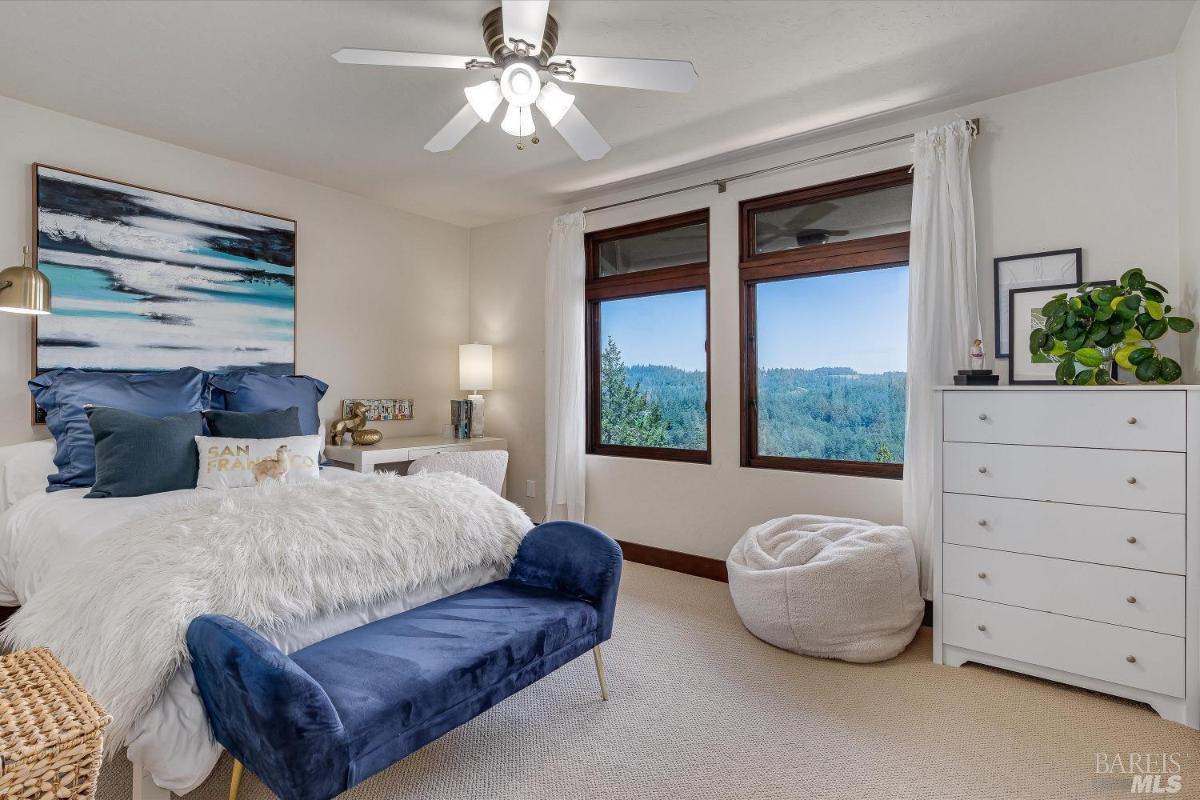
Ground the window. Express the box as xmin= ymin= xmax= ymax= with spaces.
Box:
xmin=740 ymin=167 xmax=912 ymax=478
xmin=587 ymin=209 xmax=709 ymax=463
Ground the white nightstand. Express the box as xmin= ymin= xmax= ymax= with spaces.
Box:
xmin=324 ymin=434 xmax=508 ymax=474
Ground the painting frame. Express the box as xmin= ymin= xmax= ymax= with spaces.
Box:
xmin=993 ymin=248 xmax=1082 ymax=358
xmin=1008 ymin=281 xmax=1116 ymax=385
xmin=30 ymin=163 xmax=298 ymax=423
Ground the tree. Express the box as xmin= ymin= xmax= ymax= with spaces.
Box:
xmin=600 ymin=337 xmax=670 ymax=447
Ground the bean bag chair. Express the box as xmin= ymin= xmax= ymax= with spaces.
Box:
xmin=727 ymin=515 xmax=923 ymax=663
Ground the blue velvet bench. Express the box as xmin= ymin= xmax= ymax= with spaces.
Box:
xmin=186 ymin=521 xmax=622 ymax=800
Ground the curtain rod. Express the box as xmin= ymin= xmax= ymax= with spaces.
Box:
xmin=582 ymin=118 xmax=980 ymax=215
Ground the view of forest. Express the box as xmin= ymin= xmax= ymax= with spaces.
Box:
xmin=600 ymin=337 xmax=906 ymax=462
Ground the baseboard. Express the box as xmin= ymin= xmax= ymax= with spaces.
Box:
xmin=616 ymin=539 xmax=728 ymax=583
xmin=617 ymin=540 xmax=934 ymax=628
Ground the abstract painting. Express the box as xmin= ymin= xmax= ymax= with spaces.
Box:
xmin=33 ymin=164 xmax=296 ymax=378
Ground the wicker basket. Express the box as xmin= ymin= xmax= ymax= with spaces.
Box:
xmin=0 ymin=648 xmax=111 ymax=800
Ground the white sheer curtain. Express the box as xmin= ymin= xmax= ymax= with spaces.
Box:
xmin=544 ymin=211 xmax=587 ymax=521
xmin=904 ymin=119 xmax=980 ymax=598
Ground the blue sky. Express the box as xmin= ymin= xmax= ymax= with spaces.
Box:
xmin=601 ymin=265 xmax=907 ymax=374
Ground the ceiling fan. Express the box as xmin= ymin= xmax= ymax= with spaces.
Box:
xmin=332 ymin=0 xmax=698 ymax=161
xmin=756 ymin=203 xmax=851 ymax=249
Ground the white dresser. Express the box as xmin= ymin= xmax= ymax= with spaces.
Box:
xmin=933 ymin=386 xmax=1199 ymax=728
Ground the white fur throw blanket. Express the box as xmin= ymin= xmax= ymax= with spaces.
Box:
xmin=726 ymin=515 xmax=923 ymax=663
xmin=1 ymin=471 xmax=532 ymax=749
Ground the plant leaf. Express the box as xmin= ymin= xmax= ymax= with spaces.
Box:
xmin=1055 ymin=358 xmax=1075 ymax=385
xmin=1075 ymin=347 xmax=1104 ymax=368
xmin=1159 ymin=357 xmax=1183 ymax=383
xmin=1144 ymin=318 xmax=1168 ymax=340
xmin=1167 ymin=316 xmax=1196 ymax=333
xmin=1120 ymin=268 xmax=1146 ymax=289
xmin=1145 ymin=300 xmax=1164 ymax=320
xmin=1128 ymin=347 xmax=1155 ymax=365
xmin=1135 ymin=357 xmax=1161 ymax=382
xmin=1028 ymin=329 xmax=1044 ymax=356
xmin=1114 ymin=344 xmax=1138 ymax=370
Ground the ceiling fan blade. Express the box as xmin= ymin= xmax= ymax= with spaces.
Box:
xmin=424 ymin=104 xmax=482 ymax=153
xmin=554 ymin=105 xmax=610 ymax=161
xmin=554 ymin=55 xmax=697 ymax=93
xmin=502 ymin=0 xmax=549 ymax=54
xmin=333 ymin=48 xmax=479 ymax=70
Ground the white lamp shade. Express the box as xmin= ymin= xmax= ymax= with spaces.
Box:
xmin=500 ymin=103 xmax=535 ymax=137
xmin=459 ymin=343 xmax=493 ymax=391
xmin=464 ymin=80 xmax=503 ymax=122
xmin=535 ymin=82 xmax=575 ymax=127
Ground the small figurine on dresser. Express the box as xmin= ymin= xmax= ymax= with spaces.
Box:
xmin=330 ymin=401 xmax=383 ymax=445
xmin=955 ymin=338 xmax=999 ymax=385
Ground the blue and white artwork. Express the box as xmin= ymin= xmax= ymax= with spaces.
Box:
xmin=34 ymin=165 xmax=296 ymax=376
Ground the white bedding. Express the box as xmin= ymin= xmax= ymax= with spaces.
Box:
xmin=0 ymin=468 xmax=504 ymax=794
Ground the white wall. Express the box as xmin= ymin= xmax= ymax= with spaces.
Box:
xmin=469 ymin=56 xmax=1181 ymax=559
xmin=0 ymin=94 xmax=469 ymax=445
xmin=1180 ymin=6 xmax=1200 ymax=381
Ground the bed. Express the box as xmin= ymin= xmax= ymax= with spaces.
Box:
xmin=0 ymin=440 xmax=514 ymax=797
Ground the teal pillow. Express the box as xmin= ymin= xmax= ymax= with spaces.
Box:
xmin=203 ymin=407 xmax=302 ymax=439
xmin=85 ymin=407 xmax=205 ymax=498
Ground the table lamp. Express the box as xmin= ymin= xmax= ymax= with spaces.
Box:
xmin=459 ymin=343 xmax=492 ymax=437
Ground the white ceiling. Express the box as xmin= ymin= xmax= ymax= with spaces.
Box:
xmin=0 ymin=0 xmax=1192 ymax=227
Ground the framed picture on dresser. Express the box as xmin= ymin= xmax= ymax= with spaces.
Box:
xmin=993 ymin=248 xmax=1082 ymax=357
xmin=1008 ymin=281 xmax=1116 ymax=385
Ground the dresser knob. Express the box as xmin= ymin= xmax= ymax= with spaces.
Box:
xmin=978 ymin=466 xmax=988 ymax=474
xmin=977 ymin=624 xmax=987 ymax=632
xmin=978 ymin=413 xmax=988 ymax=421
xmin=1126 ymin=476 xmax=1137 ymax=485
xmin=1126 ymin=655 xmax=1137 ymax=663
xmin=977 ymin=519 xmax=987 ymax=527
xmin=1127 ymin=417 xmax=1137 ymax=425
xmin=1127 ymin=536 xmax=1137 ymax=544
xmin=1126 ymin=596 xmax=1137 ymax=604
xmin=977 ymin=572 xmax=987 ymax=579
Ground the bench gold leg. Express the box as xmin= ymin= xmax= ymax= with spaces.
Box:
xmin=229 ymin=759 xmax=244 ymax=800
xmin=592 ymin=645 xmax=609 ymax=701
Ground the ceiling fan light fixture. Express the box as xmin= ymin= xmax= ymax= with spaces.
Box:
xmin=464 ymin=79 xmax=503 ymax=122
xmin=534 ymin=81 xmax=574 ymax=127
xmin=499 ymin=62 xmax=541 ymax=107
xmin=500 ymin=102 xmax=535 ymax=137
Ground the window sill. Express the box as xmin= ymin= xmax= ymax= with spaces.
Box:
xmin=588 ymin=445 xmax=711 ymax=465
xmin=743 ymin=456 xmax=902 ymax=479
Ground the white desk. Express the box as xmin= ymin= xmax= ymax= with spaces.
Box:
xmin=325 ymin=434 xmax=508 ymax=474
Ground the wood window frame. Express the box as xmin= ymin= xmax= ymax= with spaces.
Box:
xmin=586 ymin=208 xmax=711 ymax=464
xmin=739 ymin=166 xmax=912 ymax=479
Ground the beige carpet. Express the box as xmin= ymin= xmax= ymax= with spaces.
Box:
xmin=96 ymin=561 xmax=1200 ymax=800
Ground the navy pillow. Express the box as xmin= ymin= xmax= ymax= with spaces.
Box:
xmin=207 ymin=372 xmax=328 ymax=436
xmin=29 ymin=367 xmax=207 ymax=491
xmin=203 ymin=407 xmax=303 ymax=439
xmin=85 ymin=407 xmax=204 ymax=498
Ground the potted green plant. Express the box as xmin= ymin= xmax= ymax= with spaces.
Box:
xmin=1028 ymin=268 xmax=1195 ymax=385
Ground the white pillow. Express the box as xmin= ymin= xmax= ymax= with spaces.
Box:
xmin=195 ymin=435 xmax=322 ymax=490
xmin=0 ymin=439 xmax=57 ymax=511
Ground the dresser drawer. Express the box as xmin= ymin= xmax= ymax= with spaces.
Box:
xmin=943 ymin=442 xmax=1185 ymax=512
xmin=942 ymin=595 xmax=1184 ymax=697
xmin=943 ymin=544 xmax=1184 ymax=635
xmin=943 ymin=494 xmax=1185 ymax=574
xmin=943 ymin=390 xmax=1185 ymax=451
